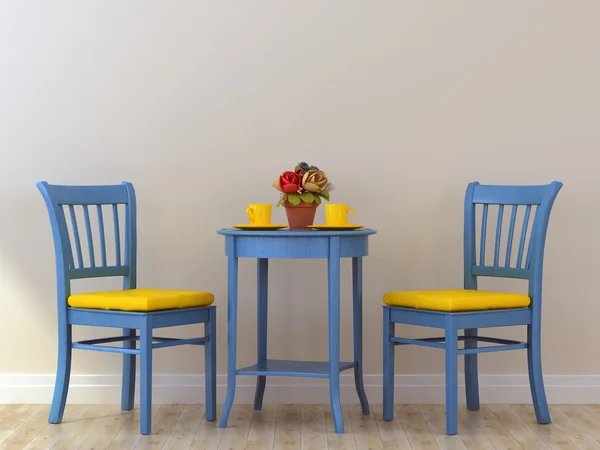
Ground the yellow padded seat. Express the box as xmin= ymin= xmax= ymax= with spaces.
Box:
xmin=383 ymin=289 xmax=530 ymax=312
xmin=68 ymin=288 xmax=214 ymax=312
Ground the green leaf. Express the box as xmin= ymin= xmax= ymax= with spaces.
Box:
xmin=294 ymin=165 xmax=300 ymax=172
xmin=299 ymin=192 xmax=314 ymax=203
xmin=318 ymin=189 xmax=330 ymax=200
xmin=313 ymin=195 xmax=322 ymax=205
xmin=287 ymin=194 xmax=301 ymax=206
xmin=276 ymin=196 xmax=285 ymax=207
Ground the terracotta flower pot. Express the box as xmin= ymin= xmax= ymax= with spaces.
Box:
xmin=284 ymin=200 xmax=318 ymax=230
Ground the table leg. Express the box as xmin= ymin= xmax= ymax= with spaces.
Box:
xmin=352 ymin=257 xmax=370 ymax=415
xmin=220 ymin=237 xmax=238 ymax=429
xmin=254 ymin=258 xmax=268 ymax=410
xmin=328 ymin=237 xmax=344 ymax=434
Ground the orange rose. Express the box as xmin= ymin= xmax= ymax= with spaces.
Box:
xmin=302 ymin=170 xmax=328 ymax=192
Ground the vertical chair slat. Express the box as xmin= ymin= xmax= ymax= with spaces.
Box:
xmin=516 ymin=205 xmax=532 ymax=269
xmin=525 ymin=209 xmax=536 ymax=269
xmin=82 ymin=205 xmax=95 ymax=268
xmin=60 ymin=206 xmax=75 ymax=269
xmin=68 ymin=205 xmax=84 ymax=269
xmin=505 ymin=205 xmax=518 ymax=267
xmin=113 ymin=204 xmax=121 ymax=266
xmin=97 ymin=205 xmax=107 ymax=267
xmin=479 ymin=204 xmax=488 ymax=266
xmin=493 ymin=205 xmax=504 ymax=267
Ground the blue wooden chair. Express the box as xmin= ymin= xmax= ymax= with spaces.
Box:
xmin=382 ymin=181 xmax=562 ymax=434
xmin=37 ymin=181 xmax=217 ymax=435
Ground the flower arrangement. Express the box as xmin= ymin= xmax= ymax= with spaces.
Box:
xmin=273 ymin=162 xmax=333 ymax=207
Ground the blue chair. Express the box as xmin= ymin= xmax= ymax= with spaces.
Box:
xmin=382 ymin=181 xmax=562 ymax=434
xmin=37 ymin=181 xmax=217 ymax=435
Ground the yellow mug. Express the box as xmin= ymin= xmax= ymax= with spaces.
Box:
xmin=325 ymin=203 xmax=355 ymax=226
xmin=246 ymin=204 xmax=272 ymax=225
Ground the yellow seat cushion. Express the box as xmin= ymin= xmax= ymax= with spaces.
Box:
xmin=383 ymin=289 xmax=530 ymax=312
xmin=68 ymin=288 xmax=214 ymax=312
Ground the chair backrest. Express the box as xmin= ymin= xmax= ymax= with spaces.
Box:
xmin=37 ymin=181 xmax=137 ymax=306
xmin=464 ymin=181 xmax=562 ymax=304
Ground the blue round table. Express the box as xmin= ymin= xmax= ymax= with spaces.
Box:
xmin=216 ymin=228 xmax=377 ymax=434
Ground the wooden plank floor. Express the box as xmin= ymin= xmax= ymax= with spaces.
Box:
xmin=1 ymin=404 xmax=598 ymax=449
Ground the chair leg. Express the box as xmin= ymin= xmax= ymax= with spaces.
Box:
xmin=445 ymin=319 xmax=458 ymax=435
xmin=527 ymin=323 xmax=551 ymax=424
xmin=49 ymin=324 xmax=72 ymax=424
xmin=121 ymin=328 xmax=137 ymax=411
xmin=205 ymin=307 xmax=217 ymax=421
xmin=464 ymin=328 xmax=480 ymax=411
xmin=383 ymin=308 xmax=395 ymax=421
xmin=140 ymin=318 xmax=153 ymax=435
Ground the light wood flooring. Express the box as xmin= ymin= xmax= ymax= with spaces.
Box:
xmin=2 ymin=403 xmax=600 ymax=449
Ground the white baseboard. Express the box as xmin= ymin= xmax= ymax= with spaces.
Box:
xmin=2 ymin=374 xmax=600 ymax=404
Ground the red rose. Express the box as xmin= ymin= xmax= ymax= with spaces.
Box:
xmin=272 ymin=171 xmax=301 ymax=194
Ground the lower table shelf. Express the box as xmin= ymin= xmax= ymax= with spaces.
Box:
xmin=237 ymin=359 xmax=357 ymax=379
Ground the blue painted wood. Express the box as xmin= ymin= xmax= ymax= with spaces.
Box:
xmin=226 ymin=234 xmax=371 ymax=259
xmin=97 ymin=205 xmax=107 ymax=267
xmin=453 ymin=308 xmax=533 ymax=329
xmin=218 ymin=229 xmax=377 ymax=237
xmin=124 ymin=184 xmax=137 ymax=286
xmin=37 ymin=181 xmax=216 ymax=435
xmin=470 ymin=266 xmax=529 ymax=279
xmin=68 ymin=205 xmax=84 ymax=268
xmin=254 ymin=258 xmax=268 ymax=411
xmin=391 ymin=335 xmax=524 ymax=346
xmin=328 ymin=237 xmax=344 ymax=434
xmin=445 ymin=317 xmax=458 ymax=435
xmin=82 ymin=205 xmax=95 ymax=267
xmin=41 ymin=183 xmax=129 ymax=205
xmin=383 ymin=181 xmax=562 ymax=434
xmin=480 ymin=204 xmax=488 ymax=265
xmin=516 ymin=205 xmax=532 ymax=269
xmin=205 ymin=306 xmax=217 ymax=421
xmin=113 ymin=204 xmax=121 ymax=266
xmin=68 ymin=308 xmax=145 ymax=328
xmin=150 ymin=308 xmax=211 ymax=328
xmin=352 ymin=257 xmax=369 ymax=415
xmin=458 ymin=343 xmax=528 ymax=355
xmin=69 ymin=266 xmax=129 ymax=279
xmin=464 ymin=182 xmax=478 ymax=292
xmin=217 ymin=229 xmax=376 ymax=433
xmin=389 ymin=308 xmax=446 ymax=328
xmin=493 ymin=205 xmax=504 ymax=267
xmin=220 ymin=236 xmax=238 ymax=429
xmin=237 ymin=360 xmax=357 ymax=378
xmin=528 ymin=323 xmax=550 ymax=423
xmin=464 ymin=328 xmax=479 ymax=411
xmin=152 ymin=337 xmax=208 ymax=349
xmin=472 ymin=184 xmax=551 ymax=205
xmin=469 ymin=336 xmax=524 ymax=345
xmin=390 ymin=337 xmax=446 ymax=349
xmin=152 ymin=336 xmax=207 ymax=345
xmin=505 ymin=205 xmax=518 ymax=267
xmin=76 ymin=335 xmax=136 ymax=345
xmin=48 ymin=324 xmax=71 ymax=424
xmin=140 ymin=316 xmax=152 ymax=435
xmin=122 ymin=328 xmax=136 ymax=411
xmin=382 ymin=308 xmax=394 ymax=421
xmin=71 ymin=343 xmax=140 ymax=355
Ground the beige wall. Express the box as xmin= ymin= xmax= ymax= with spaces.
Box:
xmin=0 ymin=1 xmax=598 ymax=378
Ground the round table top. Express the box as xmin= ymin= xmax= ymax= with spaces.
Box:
xmin=217 ymin=228 xmax=377 ymax=237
